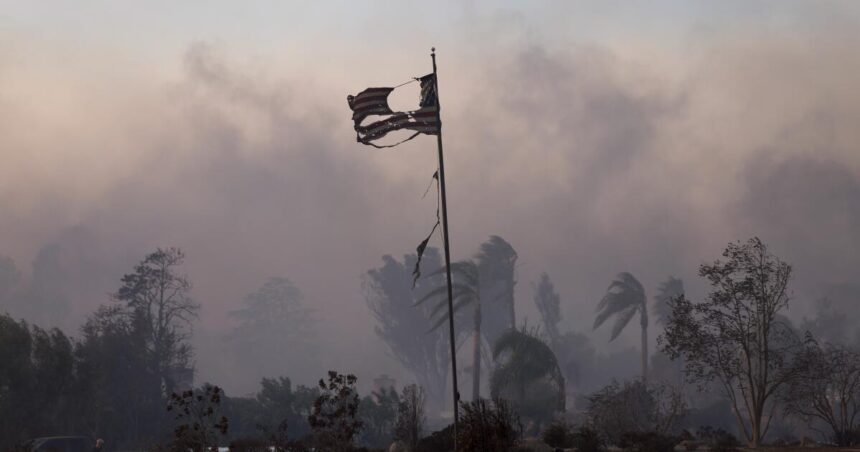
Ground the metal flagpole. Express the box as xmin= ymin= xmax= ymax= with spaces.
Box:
xmin=431 ymin=46 xmax=459 ymax=450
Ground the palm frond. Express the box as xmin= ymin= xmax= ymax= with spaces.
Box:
xmin=491 ymin=329 xmax=563 ymax=390
xmin=416 ymin=283 xmax=471 ymax=307
xmin=593 ymin=292 xmax=639 ymax=329
xmin=617 ymin=272 xmax=645 ymax=295
xmin=428 ymin=290 xmax=471 ymax=320
xmin=422 ymin=260 xmax=479 ymax=288
xmin=427 ymin=295 xmax=475 ymax=332
xmin=415 ymin=285 xmax=450 ymax=306
xmin=609 ymin=304 xmax=638 ymax=341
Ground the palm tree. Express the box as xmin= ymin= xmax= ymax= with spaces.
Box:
xmin=490 ymin=328 xmax=565 ymax=430
xmin=593 ymin=272 xmax=648 ymax=382
xmin=476 ymin=236 xmax=518 ymax=330
xmin=418 ymin=260 xmax=483 ymax=401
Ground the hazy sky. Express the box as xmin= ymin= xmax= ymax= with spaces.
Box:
xmin=2 ymin=1 xmax=860 ymax=394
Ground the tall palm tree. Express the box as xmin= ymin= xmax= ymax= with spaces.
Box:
xmin=476 ymin=236 xmax=518 ymax=331
xmin=418 ymin=260 xmax=483 ymax=401
xmin=593 ymin=272 xmax=648 ymax=382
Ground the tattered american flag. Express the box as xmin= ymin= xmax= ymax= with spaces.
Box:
xmin=347 ymin=74 xmax=439 ymax=147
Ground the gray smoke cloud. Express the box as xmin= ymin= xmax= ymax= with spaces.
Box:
xmin=1 ymin=7 xmax=859 ymax=394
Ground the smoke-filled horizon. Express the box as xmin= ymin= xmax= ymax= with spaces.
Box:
xmin=2 ymin=2 xmax=860 ymax=396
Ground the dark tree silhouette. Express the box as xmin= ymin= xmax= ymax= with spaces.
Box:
xmin=490 ymin=329 xmax=565 ymax=431
xmin=0 ymin=314 xmax=76 ymax=447
xmin=308 ymin=371 xmax=363 ymax=452
xmin=783 ymin=341 xmax=860 ymax=446
xmin=113 ymin=247 xmax=198 ymax=395
xmin=76 ymin=304 xmax=164 ymax=446
xmin=660 ymin=238 xmax=803 ymax=448
xmin=167 ymin=384 xmax=229 ymax=451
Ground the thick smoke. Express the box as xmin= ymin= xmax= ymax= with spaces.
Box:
xmin=1 ymin=7 xmax=859 ymax=394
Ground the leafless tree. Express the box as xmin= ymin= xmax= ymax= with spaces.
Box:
xmin=783 ymin=341 xmax=860 ymax=446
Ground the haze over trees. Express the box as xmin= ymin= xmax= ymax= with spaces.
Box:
xmin=113 ymin=247 xmax=199 ymax=395
xmin=227 ymin=276 xmax=316 ymax=379
xmin=475 ymin=236 xmax=518 ymax=335
xmin=418 ymin=259 xmax=484 ymax=401
xmin=362 ymin=248 xmax=453 ymax=414
xmin=4 ymin=233 xmax=860 ymax=450
xmin=533 ymin=272 xmax=596 ymax=398
xmin=417 ymin=236 xmax=520 ymax=402
xmin=490 ymin=328 xmax=565 ymax=433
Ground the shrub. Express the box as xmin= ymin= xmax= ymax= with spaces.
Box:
xmin=541 ymin=419 xmax=575 ymax=448
xmin=166 ymin=384 xmax=229 ymax=452
xmin=228 ymin=437 xmax=268 ymax=452
xmin=357 ymin=387 xmax=399 ymax=448
xmin=587 ymin=380 xmax=685 ymax=446
xmin=416 ymin=424 xmax=454 ymax=452
xmin=308 ymin=371 xmax=363 ymax=452
xmin=571 ymin=426 xmax=605 ymax=452
xmin=458 ymin=398 xmax=522 ymax=452
xmin=695 ymin=426 xmax=739 ymax=452
xmin=618 ymin=431 xmax=679 ymax=452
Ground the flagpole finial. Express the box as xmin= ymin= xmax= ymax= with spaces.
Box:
xmin=431 ymin=47 xmax=435 ymax=55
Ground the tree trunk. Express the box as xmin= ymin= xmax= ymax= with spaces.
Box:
xmin=641 ymin=306 xmax=649 ymax=384
xmin=472 ymin=299 xmax=482 ymax=401
xmin=750 ymin=419 xmax=761 ymax=448
xmin=509 ymin=279 xmax=516 ymax=330
xmin=748 ymin=402 xmax=763 ymax=448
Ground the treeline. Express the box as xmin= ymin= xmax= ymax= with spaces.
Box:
xmin=5 ymin=236 xmax=860 ymax=450
xmin=0 ymin=248 xmax=196 ymax=449
xmin=0 ymin=247 xmax=431 ymax=451
xmin=364 ymin=236 xmax=860 ymax=450
xmin=0 ymin=247 xmax=428 ymax=451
